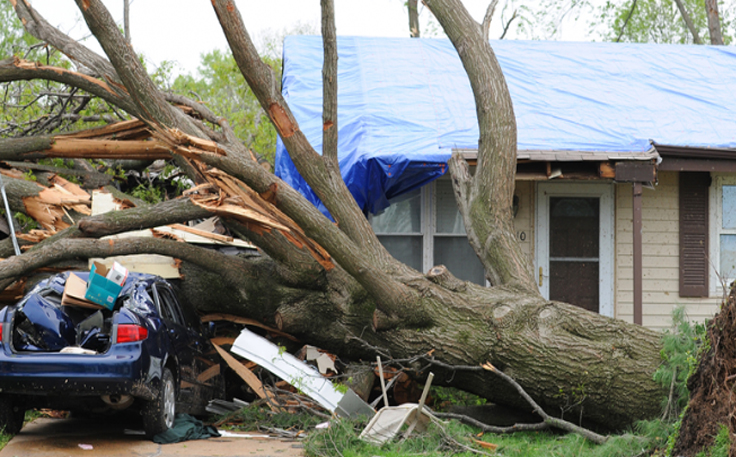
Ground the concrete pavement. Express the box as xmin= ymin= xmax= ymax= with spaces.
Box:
xmin=0 ymin=416 xmax=305 ymax=457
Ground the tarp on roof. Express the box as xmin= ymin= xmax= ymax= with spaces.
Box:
xmin=275 ymin=36 xmax=736 ymax=216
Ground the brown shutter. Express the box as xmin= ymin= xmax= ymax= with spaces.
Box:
xmin=679 ymin=172 xmax=710 ymax=297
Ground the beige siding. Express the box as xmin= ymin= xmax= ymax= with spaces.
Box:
xmin=614 ymin=171 xmax=721 ymax=331
xmin=513 ymin=181 xmax=534 ymax=264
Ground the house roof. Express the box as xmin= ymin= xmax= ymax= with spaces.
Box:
xmin=275 ymin=36 xmax=736 ymax=215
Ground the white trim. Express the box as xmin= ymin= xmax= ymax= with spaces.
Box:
xmin=535 ymin=182 xmax=615 ymax=317
xmin=709 ymin=173 xmax=736 ymax=296
xmin=423 ymin=183 xmax=432 ymax=273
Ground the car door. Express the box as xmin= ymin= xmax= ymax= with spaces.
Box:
xmin=153 ymin=283 xmax=197 ymax=406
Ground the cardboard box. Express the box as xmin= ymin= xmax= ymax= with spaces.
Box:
xmin=106 ymin=261 xmax=129 ymax=286
xmin=62 ymin=273 xmax=104 ymax=310
xmin=84 ymin=262 xmax=127 ymax=309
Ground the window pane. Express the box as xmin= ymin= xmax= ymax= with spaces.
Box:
xmin=371 ymin=188 xmax=421 ymax=234
xmin=436 ymin=180 xmax=465 ymax=234
xmin=377 ymin=235 xmax=423 ymax=271
xmin=721 ymin=234 xmax=736 ymax=280
xmin=434 ymin=237 xmax=486 ymax=285
xmin=723 ymin=186 xmax=736 ymax=229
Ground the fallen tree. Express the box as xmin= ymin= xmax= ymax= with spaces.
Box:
xmin=0 ymin=0 xmax=666 ymax=431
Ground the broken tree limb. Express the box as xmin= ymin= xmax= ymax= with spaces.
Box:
xmin=0 ymin=237 xmax=259 ymax=286
xmin=481 ymin=362 xmax=608 ymax=444
xmin=31 ymin=197 xmax=211 ymax=250
xmin=0 ymin=57 xmax=136 ymax=115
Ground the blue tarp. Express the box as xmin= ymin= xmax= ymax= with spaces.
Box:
xmin=275 ymin=36 xmax=736 ymax=216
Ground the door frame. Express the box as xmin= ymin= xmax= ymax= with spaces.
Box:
xmin=535 ymin=182 xmax=614 ymax=317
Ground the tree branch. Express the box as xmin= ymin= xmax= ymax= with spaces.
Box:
xmin=0 ymin=237 xmax=259 ymax=291
xmin=499 ymin=10 xmax=518 ymax=40
xmin=482 ymin=0 xmax=500 ymax=42
xmin=0 ymin=57 xmax=137 ymax=114
xmin=208 ymin=0 xmax=428 ymax=324
xmin=482 ymin=362 xmax=608 ymax=444
xmin=321 ymin=0 xmax=338 ymax=165
xmin=10 ymin=0 xmax=119 ymax=79
xmin=408 ymin=0 xmax=421 ymax=37
xmin=673 ymin=0 xmax=702 ymax=44
xmin=705 ymin=0 xmax=724 ymax=45
xmin=615 ymin=0 xmax=638 ymax=42
xmin=72 ymin=0 xmax=199 ymax=135
xmin=424 ymin=0 xmax=536 ymax=291
xmin=208 ymin=0 xmax=388 ymax=256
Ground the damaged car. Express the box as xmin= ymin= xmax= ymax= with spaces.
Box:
xmin=0 ymin=271 xmax=224 ymax=436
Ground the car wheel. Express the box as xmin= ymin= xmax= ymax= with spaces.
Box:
xmin=0 ymin=396 xmax=24 ymax=435
xmin=142 ymin=368 xmax=176 ymax=437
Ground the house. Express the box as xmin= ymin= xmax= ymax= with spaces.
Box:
xmin=275 ymin=36 xmax=736 ymax=330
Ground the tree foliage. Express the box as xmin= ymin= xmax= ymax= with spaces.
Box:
xmin=599 ymin=0 xmax=733 ymax=44
xmin=172 ymin=50 xmax=278 ymax=164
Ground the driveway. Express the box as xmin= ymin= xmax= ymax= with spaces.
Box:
xmin=0 ymin=416 xmax=305 ymax=457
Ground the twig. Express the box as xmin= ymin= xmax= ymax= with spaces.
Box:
xmin=616 ymin=0 xmax=638 ymax=42
xmin=482 ymin=362 xmax=608 ymax=444
xmin=499 ymin=10 xmax=518 ymax=40
xmin=435 ymin=412 xmax=548 ymax=434
xmin=481 ymin=0 xmax=500 ymax=42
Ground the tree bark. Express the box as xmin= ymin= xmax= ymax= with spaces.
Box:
xmin=408 ymin=0 xmax=420 ymax=37
xmin=705 ymin=0 xmax=725 ymax=45
xmin=424 ymin=0 xmax=536 ymax=291
xmin=674 ymin=0 xmax=702 ymax=44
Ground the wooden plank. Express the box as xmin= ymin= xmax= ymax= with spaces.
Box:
xmin=89 ymin=254 xmax=180 ymax=279
xmin=196 ymin=364 xmax=221 ymax=383
xmin=169 ymin=223 xmax=234 ymax=243
xmin=213 ymin=344 xmax=278 ymax=410
xmin=200 ymin=313 xmax=298 ymax=342
xmin=210 ymin=336 xmax=236 ymax=346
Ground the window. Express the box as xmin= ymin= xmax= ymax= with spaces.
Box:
xmin=433 ymin=180 xmax=486 ymax=285
xmin=371 ymin=188 xmax=423 ymax=271
xmin=711 ymin=174 xmax=736 ymax=294
xmin=371 ymin=179 xmax=486 ymax=285
xmin=154 ymin=284 xmax=184 ymax=325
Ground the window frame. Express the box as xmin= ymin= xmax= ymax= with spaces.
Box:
xmin=709 ymin=173 xmax=736 ymax=296
xmin=370 ymin=177 xmax=486 ymax=284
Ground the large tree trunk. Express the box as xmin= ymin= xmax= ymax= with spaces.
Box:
xmin=3 ymin=0 xmax=667 ymax=432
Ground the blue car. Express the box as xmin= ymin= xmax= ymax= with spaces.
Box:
xmin=0 ymin=272 xmax=224 ymax=436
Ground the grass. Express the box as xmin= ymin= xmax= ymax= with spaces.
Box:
xmin=302 ymin=418 xmax=673 ymax=457
xmin=221 ymin=403 xmax=673 ymax=457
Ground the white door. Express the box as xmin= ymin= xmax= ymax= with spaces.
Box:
xmin=535 ymin=182 xmax=614 ymax=317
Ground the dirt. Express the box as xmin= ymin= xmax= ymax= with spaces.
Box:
xmin=672 ymin=285 xmax=736 ymax=457
xmin=0 ymin=416 xmax=305 ymax=457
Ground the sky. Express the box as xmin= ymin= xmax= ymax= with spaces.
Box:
xmin=28 ymin=0 xmax=595 ymax=77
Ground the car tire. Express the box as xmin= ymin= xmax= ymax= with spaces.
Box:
xmin=0 ymin=396 xmax=24 ymax=435
xmin=142 ymin=368 xmax=176 ymax=437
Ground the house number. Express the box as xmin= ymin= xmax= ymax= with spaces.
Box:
xmin=517 ymin=231 xmax=526 ymax=241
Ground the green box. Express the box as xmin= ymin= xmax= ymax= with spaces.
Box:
xmin=84 ymin=262 xmax=122 ymax=310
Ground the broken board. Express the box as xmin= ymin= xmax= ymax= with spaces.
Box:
xmin=231 ymin=328 xmax=374 ymax=419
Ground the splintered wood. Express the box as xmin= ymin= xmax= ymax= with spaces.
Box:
xmin=6 ymin=118 xmax=333 ymax=272
xmin=23 ymin=175 xmax=91 ymax=231
xmin=188 ymin=169 xmax=333 ymax=270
